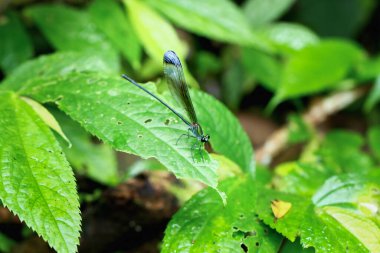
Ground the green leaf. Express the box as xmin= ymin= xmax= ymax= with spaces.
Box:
xmin=0 ymin=232 xmax=15 ymax=252
xmin=88 ymin=0 xmax=141 ymax=69
xmin=144 ymin=0 xmax=270 ymax=51
xmin=243 ymin=0 xmax=295 ymax=26
xmin=257 ymin=174 xmax=380 ymax=253
xmin=257 ymin=23 xmax=320 ymax=55
xmin=242 ymin=47 xmax=282 ymax=91
xmin=124 ymin=0 xmax=186 ymax=64
xmin=0 ymin=91 xmax=81 ymax=253
xmin=25 ymin=4 xmax=118 ymax=65
xmin=21 ymin=73 xmax=220 ymax=188
xmin=368 ymin=126 xmax=380 ymax=162
xmin=356 ymin=55 xmax=380 ymax=80
xmin=0 ymin=11 xmax=33 ymax=75
xmin=21 ymin=97 xmax=71 ymax=146
xmin=287 ymin=114 xmax=312 ymax=144
xmin=52 ymin=109 xmax=119 ymax=186
xmin=1 ymin=51 xmax=118 ymax=91
xmin=162 ymin=177 xmax=283 ymax=252
xmin=364 ymin=76 xmax=380 ymax=112
xmin=276 ymin=39 xmax=364 ymax=100
xmin=192 ymin=90 xmax=254 ymax=173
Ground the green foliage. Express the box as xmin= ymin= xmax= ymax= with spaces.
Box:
xmin=243 ymin=0 xmax=295 ymax=26
xmin=0 ymin=11 xmax=33 ymax=75
xmin=162 ymin=177 xmax=283 ymax=253
xmin=88 ymin=0 xmax=142 ymax=69
xmin=0 ymin=91 xmax=80 ymax=253
xmin=257 ymin=174 xmax=380 ymax=253
xmin=1 ymin=0 xmax=380 ymax=252
xmin=145 ymin=0 xmax=270 ymax=50
xmin=53 ymin=110 xmax=119 ymax=186
xmin=25 ymin=4 xmax=116 ymax=56
xmin=275 ymin=39 xmax=364 ymax=100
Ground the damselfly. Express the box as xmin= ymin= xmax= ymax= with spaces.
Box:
xmin=122 ymin=50 xmax=209 ymax=160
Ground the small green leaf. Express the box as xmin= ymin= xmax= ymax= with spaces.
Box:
xmin=21 ymin=97 xmax=71 ymax=147
xmin=1 ymin=51 xmax=118 ymax=91
xmin=368 ymin=126 xmax=380 ymax=162
xmin=287 ymin=114 xmax=312 ymax=144
xmin=124 ymin=0 xmax=186 ymax=64
xmin=88 ymin=0 xmax=141 ymax=69
xmin=274 ymin=162 xmax=336 ymax=197
xmin=53 ymin=109 xmax=119 ymax=186
xmin=242 ymin=47 xmax=282 ymax=91
xmin=243 ymin=0 xmax=295 ymax=26
xmin=276 ymin=39 xmax=364 ymax=100
xmin=317 ymin=130 xmax=374 ymax=174
xmin=356 ymin=55 xmax=380 ymax=80
xmin=0 ymin=232 xmax=15 ymax=252
xmin=257 ymin=174 xmax=380 ymax=253
xmin=0 ymin=11 xmax=33 ymax=75
xmin=144 ymin=0 xmax=270 ymax=50
xmin=0 ymin=91 xmax=81 ymax=253
xmin=25 ymin=4 xmax=118 ymax=65
xmin=257 ymin=23 xmax=320 ymax=55
xmin=364 ymin=76 xmax=380 ymax=112
xmin=21 ymin=73 xmax=220 ymax=187
xmin=162 ymin=177 xmax=283 ymax=252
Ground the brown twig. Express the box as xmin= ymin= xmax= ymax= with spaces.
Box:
xmin=255 ymin=86 xmax=369 ymax=166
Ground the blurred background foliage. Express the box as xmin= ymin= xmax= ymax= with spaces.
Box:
xmin=1 ymin=0 xmax=380 ymax=252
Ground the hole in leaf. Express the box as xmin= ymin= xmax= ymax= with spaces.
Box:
xmin=117 ymin=121 xmax=122 ymax=125
xmin=138 ymin=134 xmax=143 ymax=138
xmin=241 ymin=243 xmax=248 ymax=252
xmin=127 ymin=102 xmax=130 ymax=105
xmin=255 ymin=242 xmax=260 ymax=247
xmin=145 ymin=119 xmax=152 ymax=123
xmin=164 ymin=119 xmax=170 ymax=125
xmin=55 ymin=96 xmax=63 ymax=102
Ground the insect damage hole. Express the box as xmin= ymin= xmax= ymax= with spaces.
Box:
xmin=241 ymin=243 xmax=248 ymax=252
xmin=144 ymin=119 xmax=152 ymax=123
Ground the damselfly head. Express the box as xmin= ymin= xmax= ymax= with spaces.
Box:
xmin=201 ymin=134 xmax=210 ymax=143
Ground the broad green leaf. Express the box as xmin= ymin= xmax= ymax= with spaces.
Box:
xmin=296 ymin=0 xmax=375 ymax=37
xmin=52 ymin=109 xmax=119 ymax=186
xmin=0 ymin=11 xmax=33 ymax=75
xmin=25 ymin=4 xmax=118 ymax=66
xmin=257 ymin=23 xmax=319 ymax=55
xmin=257 ymin=174 xmax=380 ymax=253
xmin=192 ymin=90 xmax=254 ymax=173
xmin=20 ymin=73 xmax=220 ymax=188
xmin=275 ymin=40 xmax=364 ymax=100
xmin=144 ymin=0 xmax=270 ymax=51
xmin=243 ymin=0 xmax=295 ymax=26
xmin=368 ymin=126 xmax=380 ymax=162
xmin=162 ymin=177 xmax=283 ymax=253
xmin=125 ymin=0 xmax=186 ymax=64
xmin=242 ymin=47 xmax=282 ymax=91
xmin=364 ymin=76 xmax=380 ymax=112
xmin=1 ymin=51 xmax=118 ymax=91
xmin=21 ymin=97 xmax=71 ymax=146
xmin=88 ymin=0 xmax=141 ymax=69
xmin=0 ymin=91 xmax=81 ymax=253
